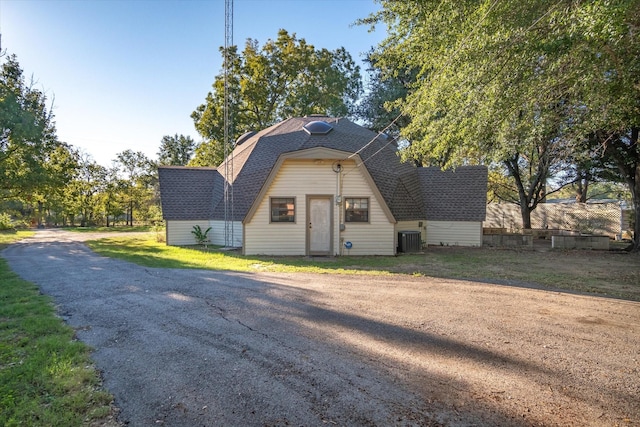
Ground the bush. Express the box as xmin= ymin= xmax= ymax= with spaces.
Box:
xmin=0 ymin=213 xmax=16 ymax=231
xmin=153 ymin=221 xmax=166 ymax=243
xmin=191 ymin=225 xmax=212 ymax=247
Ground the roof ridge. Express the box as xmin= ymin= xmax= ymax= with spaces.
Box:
xmin=158 ymin=165 xmax=218 ymax=171
xmin=225 ymin=118 xmax=296 ymax=163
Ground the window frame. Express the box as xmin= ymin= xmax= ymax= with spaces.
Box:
xmin=269 ymin=197 xmax=296 ymax=223
xmin=344 ymin=197 xmax=370 ymax=223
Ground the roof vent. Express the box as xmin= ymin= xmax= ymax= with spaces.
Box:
xmin=235 ymin=131 xmax=256 ymax=146
xmin=303 ymin=120 xmax=333 ymax=135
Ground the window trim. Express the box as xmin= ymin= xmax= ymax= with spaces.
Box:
xmin=344 ymin=197 xmax=370 ymax=223
xmin=269 ymin=197 xmax=296 ymax=223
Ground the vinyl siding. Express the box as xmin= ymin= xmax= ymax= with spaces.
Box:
xmin=166 ymin=220 xmax=211 ymax=246
xmin=208 ymin=220 xmax=243 ymax=247
xmin=244 ymin=159 xmax=394 ymax=255
xmin=166 ymin=220 xmax=242 ymax=246
xmin=426 ymin=221 xmax=482 ymax=247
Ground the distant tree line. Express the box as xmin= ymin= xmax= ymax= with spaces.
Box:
xmin=0 ymin=54 xmax=164 ymax=227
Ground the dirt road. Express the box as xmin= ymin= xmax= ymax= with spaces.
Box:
xmin=3 ymin=230 xmax=639 ymax=426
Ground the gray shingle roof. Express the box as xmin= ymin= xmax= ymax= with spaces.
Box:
xmin=158 ymin=167 xmax=222 ymax=220
xmin=212 ymin=116 xmax=425 ymax=221
xmin=158 ymin=117 xmax=487 ymax=223
xmin=418 ymin=166 xmax=488 ymax=221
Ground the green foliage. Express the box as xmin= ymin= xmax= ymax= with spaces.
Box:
xmin=0 ymin=230 xmax=33 ymax=246
xmin=65 ymin=153 xmax=106 ymax=227
xmin=66 ymin=225 xmax=152 ymax=233
xmin=191 ymin=29 xmax=362 ymax=166
xmin=153 ymin=221 xmax=166 ymax=243
xmin=0 ymin=54 xmax=70 ymax=204
xmin=354 ymin=54 xmax=416 ymax=142
xmin=0 ymin=55 xmax=164 ymax=229
xmin=191 ymin=225 xmax=212 ymax=246
xmin=0 ymin=258 xmax=114 ymax=426
xmin=0 ymin=212 xmax=15 ymax=230
xmin=157 ymin=134 xmax=195 ymax=166
xmin=364 ymin=0 xmax=640 ymax=246
xmin=188 ymin=139 xmax=220 ymax=167
xmin=115 ymin=150 xmax=155 ymax=226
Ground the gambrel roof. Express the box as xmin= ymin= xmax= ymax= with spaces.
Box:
xmin=158 ymin=116 xmax=487 ymax=223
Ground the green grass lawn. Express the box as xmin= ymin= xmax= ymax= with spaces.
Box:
xmin=0 ymin=231 xmax=116 ymax=426
xmin=87 ymin=235 xmax=389 ymax=275
xmin=0 ymin=230 xmax=34 ymax=245
xmin=87 ymin=234 xmax=640 ymax=301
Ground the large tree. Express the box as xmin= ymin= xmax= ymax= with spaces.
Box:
xmin=363 ymin=0 xmax=640 ymax=249
xmin=114 ymin=150 xmax=154 ymax=226
xmin=157 ymin=134 xmax=195 ymax=166
xmin=355 ymin=54 xmax=415 ymax=140
xmin=191 ymin=29 xmax=362 ymax=166
xmin=66 ymin=153 xmax=107 ymax=227
xmin=1 ymin=54 xmax=60 ymax=201
xmin=36 ymin=143 xmax=79 ymax=226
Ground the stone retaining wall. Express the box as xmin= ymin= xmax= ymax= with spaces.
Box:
xmin=551 ymin=235 xmax=610 ymax=250
xmin=483 ymin=234 xmax=534 ymax=248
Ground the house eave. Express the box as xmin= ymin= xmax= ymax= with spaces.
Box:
xmin=242 ymin=146 xmax=396 ymax=225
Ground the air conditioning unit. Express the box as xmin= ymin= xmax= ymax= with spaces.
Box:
xmin=398 ymin=231 xmax=421 ymax=253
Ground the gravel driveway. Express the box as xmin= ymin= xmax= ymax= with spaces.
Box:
xmin=3 ymin=230 xmax=639 ymax=426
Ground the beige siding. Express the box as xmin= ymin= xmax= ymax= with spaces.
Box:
xmin=426 ymin=221 xmax=482 ymax=247
xmin=339 ymin=162 xmax=395 ymax=255
xmin=208 ymin=220 xmax=243 ymax=247
xmin=244 ymin=159 xmax=394 ymax=255
xmin=166 ymin=220 xmax=210 ymax=246
xmin=166 ymin=220 xmax=242 ymax=247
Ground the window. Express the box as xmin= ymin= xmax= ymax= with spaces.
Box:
xmin=270 ymin=197 xmax=295 ymax=222
xmin=345 ymin=198 xmax=369 ymax=222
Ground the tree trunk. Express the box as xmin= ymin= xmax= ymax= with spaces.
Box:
xmin=598 ymin=128 xmax=639 ymax=251
xmin=616 ymin=129 xmax=640 ymax=252
xmin=575 ymin=177 xmax=589 ymax=203
xmin=504 ymin=156 xmax=536 ymax=230
xmin=37 ymin=201 xmax=43 ymax=227
xmin=519 ymin=203 xmax=532 ymax=229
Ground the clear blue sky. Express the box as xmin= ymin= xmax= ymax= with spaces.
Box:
xmin=1 ymin=0 xmax=385 ymax=166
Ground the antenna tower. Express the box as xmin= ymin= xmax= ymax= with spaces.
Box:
xmin=223 ymin=0 xmax=234 ymax=247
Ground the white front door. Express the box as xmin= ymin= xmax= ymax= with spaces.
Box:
xmin=308 ymin=197 xmax=332 ymax=255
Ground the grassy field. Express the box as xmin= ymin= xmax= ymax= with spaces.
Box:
xmin=87 ymin=234 xmax=640 ymax=301
xmin=0 ymin=231 xmax=117 ymax=427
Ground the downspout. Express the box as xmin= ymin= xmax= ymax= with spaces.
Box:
xmin=333 ymin=161 xmax=343 ymax=256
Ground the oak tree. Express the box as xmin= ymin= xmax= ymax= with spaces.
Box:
xmin=363 ymin=0 xmax=640 ymax=248
xmin=191 ymin=29 xmax=362 ymax=166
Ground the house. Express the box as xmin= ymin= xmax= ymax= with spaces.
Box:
xmin=158 ymin=116 xmax=487 ymax=255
